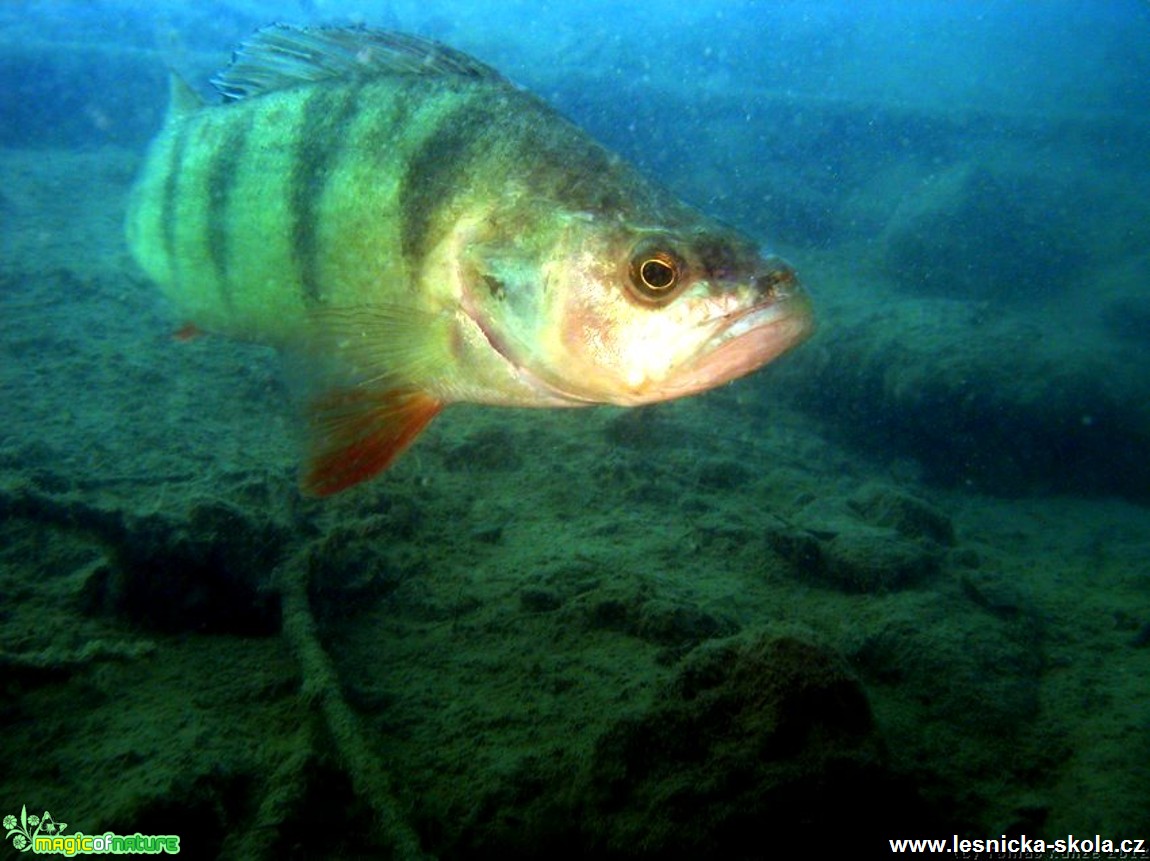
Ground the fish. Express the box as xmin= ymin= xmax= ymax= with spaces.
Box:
xmin=126 ymin=25 xmax=813 ymax=496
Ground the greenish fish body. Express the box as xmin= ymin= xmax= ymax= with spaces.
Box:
xmin=127 ymin=26 xmax=813 ymax=494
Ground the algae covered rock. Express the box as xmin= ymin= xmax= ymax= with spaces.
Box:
xmin=766 ymin=486 xmax=952 ymax=592
xmin=574 ymin=634 xmax=931 ymax=854
xmin=881 ymin=162 xmax=1083 ymax=304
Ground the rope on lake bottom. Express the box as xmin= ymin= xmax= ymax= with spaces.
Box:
xmin=276 ymin=553 xmax=428 ymax=861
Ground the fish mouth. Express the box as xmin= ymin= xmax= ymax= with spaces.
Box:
xmin=661 ymin=293 xmax=815 ymax=397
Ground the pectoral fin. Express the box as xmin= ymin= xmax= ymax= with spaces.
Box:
xmin=292 ymin=303 xmax=454 ymax=496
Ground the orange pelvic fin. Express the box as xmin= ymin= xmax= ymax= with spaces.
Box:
xmin=302 ymin=386 xmax=443 ymax=496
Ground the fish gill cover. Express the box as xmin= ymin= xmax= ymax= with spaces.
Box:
xmin=0 ymin=1 xmax=1148 ymax=858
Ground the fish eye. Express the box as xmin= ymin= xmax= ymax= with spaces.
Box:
xmin=629 ymin=246 xmax=684 ymax=303
xmin=641 ymin=258 xmax=676 ymax=289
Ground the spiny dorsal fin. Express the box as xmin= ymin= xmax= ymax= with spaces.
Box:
xmin=210 ymin=24 xmax=507 ymax=101
xmin=168 ymin=72 xmax=205 ymax=119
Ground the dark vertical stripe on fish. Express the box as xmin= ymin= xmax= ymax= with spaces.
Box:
xmin=205 ymin=111 xmax=252 ymax=309
xmin=291 ymin=84 xmax=362 ymax=305
xmin=398 ymin=90 xmax=494 ymax=270
xmin=356 ymin=80 xmax=420 ymax=168
xmin=160 ymin=121 xmax=192 ymax=290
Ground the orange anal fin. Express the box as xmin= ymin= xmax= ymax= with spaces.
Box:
xmin=172 ymin=322 xmax=205 ymax=341
xmin=302 ymin=387 xmax=442 ymax=497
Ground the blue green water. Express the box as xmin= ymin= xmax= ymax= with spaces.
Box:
xmin=1 ymin=1 xmax=1147 ymax=856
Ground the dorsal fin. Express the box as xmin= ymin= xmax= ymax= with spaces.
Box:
xmin=168 ymin=72 xmax=205 ymax=119
xmin=210 ymin=24 xmax=507 ymax=101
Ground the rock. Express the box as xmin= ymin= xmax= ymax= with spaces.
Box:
xmin=784 ymin=296 xmax=1150 ymax=501
xmin=848 ymin=483 xmax=956 ymax=545
xmin=574 ymin=634 xmax=932 ymax=853
xmin=767 ymin=492 xmax=945 ymax=593
xmin=824 ymin=528 xmax=941 ymax=592
xmin=768 ymin=523 xmax=940 ymax=594
xmin=881 ymin=163 xmax=1084 ymax=304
